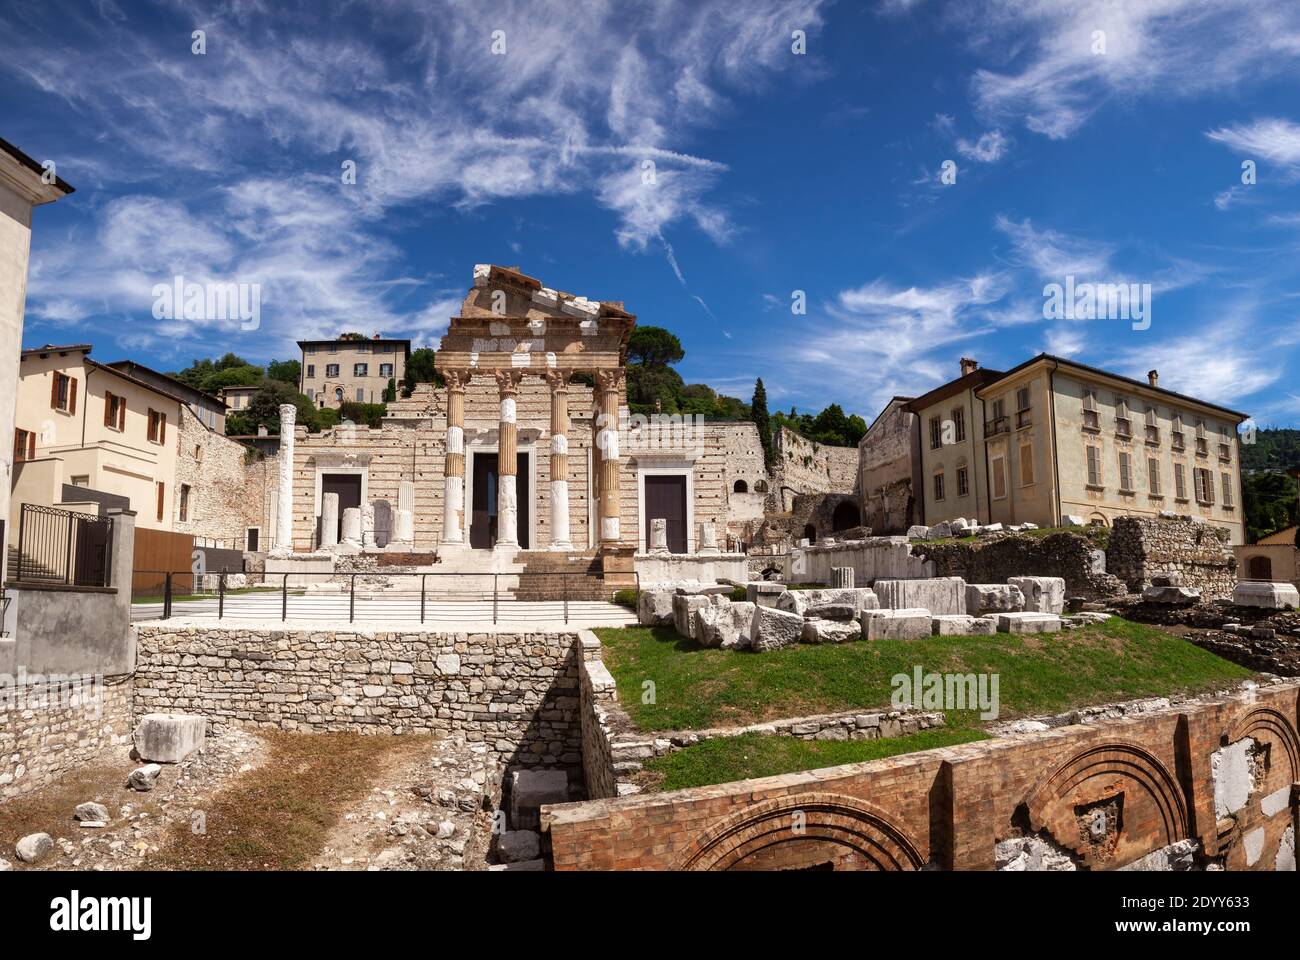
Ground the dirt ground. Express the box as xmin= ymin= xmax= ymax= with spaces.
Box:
xmin=0 ymin=728 xmax=499 ymax=872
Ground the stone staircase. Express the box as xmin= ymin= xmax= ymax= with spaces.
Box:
xmin=6 ymin=544 xmax=63 ymax=582
xmin=513 ymin=550 xmax=613 ymax=601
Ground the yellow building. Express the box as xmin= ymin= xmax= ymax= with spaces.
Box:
xmin=299 ymin=335 xmax=410 ymax=409
xmin=906 ymin=354 xmax=1248 ymax=545
xmin=11 ymin=344 xmax=185 ymax=535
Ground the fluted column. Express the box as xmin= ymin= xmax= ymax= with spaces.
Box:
xmin=546 ymin=371 xmax=573 ymax=549
xmin=595 ymin=368 xmax=624 ymax=548
xmin=495 ymin=369 xmax=523 ymax=549
xmin=442 ymin=370 xmax=469 ymax=546
xmin=275 ymin=403 xmax=296 ymax=554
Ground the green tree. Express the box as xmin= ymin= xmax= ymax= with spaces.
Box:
xmin=266 ymin=359 xmax=300 ymax=385
xmin=234 ymin=380 xmax=322 ymax=434
xmin=627 ymin=326 xmax=684 ymax=367
xmin=173 ymin=353 xmax=262 ymax=395
xmin=383 ymin=378 xmax=397 ymax=403
xmin=752 ymin=378 xmax=773 ymax=466
xmin=403 ymin=347 xmax=441 ymax=393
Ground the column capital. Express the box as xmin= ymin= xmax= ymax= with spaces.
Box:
xmin=543 ymin=369 xmax=571 ymax=392
xmin=595 ymin=367 xmax=625 ymax=392
xmin=444 ymin=369 xmax=473 ymax=390
xmin=494 ymin=367 xmax=525 ymax=396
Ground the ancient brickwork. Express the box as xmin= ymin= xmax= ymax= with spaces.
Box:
xmin=770 ymin=426 xmax=858 ymax=510
xmin=0 ymin=677 xmax=133 ymax=800
xmin=173 ymin=407 xmax=253 ymax=544
xmin=913 ymin=531 xmax=1125 ymax=600
xmin=1108 ymin=514 xmax=1237 ymax=598
xmin=547 ymin=681 xmax=1300 ymax=872
xmin=132 ymin=625 xmax=584 ymax=773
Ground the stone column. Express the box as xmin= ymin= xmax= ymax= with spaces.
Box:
xmin=650 ymin=517 xmax=669 ymax=553
xmin=495 ymin=369 xmax=523 ymax=549
xmin=320 ymin=492 xmax=339 ymax=548
xmin=275 ymin=403 xmax=296 ymax=553
xmin=595 ymin=369 xmax=624 ymax=548
xmin=442 ymin=370 xmax=469 ymax=547
xmin=698 ymin=522 xmax=720 ymax=556
xmin=393 ymin=480 xmax=414 ymax=545
xmin=545 ymin=371 xmax=573 ymax=550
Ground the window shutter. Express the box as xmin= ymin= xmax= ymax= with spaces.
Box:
xmin=68 ymin=378 xmax=77 ymax=415
xmin=156 ymin=481 xmax=164 ymax=521
xmin=104 ymin=392 xmax=114 ymax=427
xmin=160 ymin=412 xmax=166 ymax=444
xmin=27 ymin=432 xmax=35 ymax=460
xmin=119 ymin=400 xmax=126 ymax=432
xmin=51 ymin=373 xmax=60 ymax=409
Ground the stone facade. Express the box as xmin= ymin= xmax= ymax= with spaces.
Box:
xmin=912 ymin=531 xmax=1125 ymax=601
xmin=769 ymin=426 xmax=858 ymax=512
xmin=1108 ymin=514 xmax=1237 ymax=599
xmin=173 ymin=405 xmax=254 ymax=544
xmin=858 ymin=397 xmax=919 ymax=535
xmin=0 ymin=677 xmax=133 ymax=800
xmin=133 ymin=625 xmax=584 ymax=774
xmin=546 ymin=681 xmax=1300 ymax=872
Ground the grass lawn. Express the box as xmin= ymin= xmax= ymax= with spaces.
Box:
xmin=593 ymin=616 xmax=1252 ymax=732
xmin=641 ymin=728 xmax=989 ymax=792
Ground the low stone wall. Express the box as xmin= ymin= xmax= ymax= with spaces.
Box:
xmin=912 ymin=531 xmax=1124 ymax=601
xmin=634 ymin=552 xmax=748 ymax=585
xmin=1108 ymin=514 xmax=1236 ymax=598
xmin=546 ymin=681 xmax=1300 ymax=872
xmin=790 ymin=537 xmax=933 ymax=585
xmin=133 ymin=625 xmax=583 ymax=774
xmin=0 ymin=676 xmax=134 ymax=800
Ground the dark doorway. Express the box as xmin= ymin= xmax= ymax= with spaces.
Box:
xmin=470 ymin=451 xmax=530 ymax=549
xmin=246 ymin=528 xmax=259 ymax=552
xmin=644 ymin=475 xmax=688 ymax=553
xmin=831 ymin=500 xmax=861 ymax=532
xmin=1247 ymin=555 xmax=1273 ymax=580
xmin=320 ymin=474 xmax=362 ymax=546
xmin=803 ymin=524 xmax=817 ymax=543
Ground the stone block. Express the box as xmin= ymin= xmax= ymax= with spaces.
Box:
xmin=672 ymin=593 xmax=712 ymax=639
xmin=497 ymin=829 xmax=542 ymax=863
xmin=777 ymin=587 xmax=879 ymax=617
xmin=906 ymin=525 xmax=930 ymax=540
xmin=637 ymin=586 xmax=676 ymax=626
xmin=965 ymin=583 xmax=1025 ymax=616
xmin=1232 ymin=581 xmax=1300 ymax=610
xmin=995 ymin=612 xmax=1062 ymax=634
xmin=801 ymin=619 xmax=863 ymax=644
xmin=510 ymin=769 xmax=569 ymax=830
xmin=861 ymin=608 xmax=932 ymax=640
xmin=127 ymin=764 xmax=162 ymax=791
xmin=1141 ymin=585 xmax=1201 ymax=606
xmin=931 ymin=614 xmax=998 ymax=636
xmin=15 ymin=833 xmax=53 ymax=864
xmin=874 ymin=577 xmax=966 ymax=615
xmin=804 ymin=602 xmax=858 ymax=622
xmin=696 ymin=600 xmax=755 ymax=650
xmin=1007 ymin=576 xmax=1066 ymax=614
xmin=745 ymin=581 xmax=787 ymax=607
xmin=749 ymin=605 xmax=805 ymax=652
xmin=133 ymin=713 xmax=206 ymax=763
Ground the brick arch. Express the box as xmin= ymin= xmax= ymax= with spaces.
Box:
xmin=1226 ymin=706 xmax=1300 ymax=783
xmin=677 ymin=792 xmax=925 ymax=872
xmin=1024 ymin=740 xmax=1189 ymax=868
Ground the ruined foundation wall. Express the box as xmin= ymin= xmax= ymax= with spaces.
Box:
xmin=546 ymin=682 xmax=1300 ymax=872
xmin=913 ymin=531 xmax=1125 ymax=600
xmin=133 ymin=625 xmax=583 ymax=774
xmin=1108 ymin=515 xmax=1237 ymax=598
xmin=770 ymin=426 xmax=858 ymax=509
xmin=0 ymin=677 xmax=134 ymax=800
xmin=174 ymin=408 xmax=253 ymax=544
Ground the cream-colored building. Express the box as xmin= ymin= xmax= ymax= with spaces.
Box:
xmin=11 ymin=345 xmax=185 ymax=535
xmin=1 ymin=137 xmax=74 ymax=582
xmin=299 ymin=336 xmax=410 ymax=409
xmin=219 ymin=384 xmax=259 ymax=417
xmin=907 ymin=354 xmax=1248 ymax=544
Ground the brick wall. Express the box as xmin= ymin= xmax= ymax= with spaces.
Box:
xmin=133 ymin=625 xmax=584 ymax=773
xmin=0 ymin=676 xmax=134 ymax=800
xmin=546 ymin=681 xmax=1300 ymax=872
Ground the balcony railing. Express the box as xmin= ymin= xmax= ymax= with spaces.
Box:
xmin=1115 ymin=417 xmax=1132 ymax=439
xmin=1082 ymin=409 xmax=1100 ymax=431
xmin=985 ymin=416 xmax=1009 ymax=437
xmin=1015 ymin=410 xmax=1032 ymax=429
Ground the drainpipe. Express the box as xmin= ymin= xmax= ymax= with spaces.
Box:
xmin=1048 ymin=360 xmax=1062 ymax=527
xmin=979 ymin=393 xmax=992 ymax=524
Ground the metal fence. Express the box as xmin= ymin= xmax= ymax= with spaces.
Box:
xmin=15 ymin=503 xmax=114 ymax=587
xmin=129 ymin=569 xmax=638 ymax=626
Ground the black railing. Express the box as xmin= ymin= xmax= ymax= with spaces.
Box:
xmin=984 ymin=416 xmax=1009 ymax=436
xmin=15 ymin=503 xmax=114 ymax=587
xmin=129 ymin=569 xmax=635 ymax=626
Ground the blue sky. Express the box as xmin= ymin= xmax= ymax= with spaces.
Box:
xmin=4 ymin=0 xmax=1300 ymax=425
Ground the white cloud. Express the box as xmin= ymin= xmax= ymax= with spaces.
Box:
xmin=994 ymin=215 xmax=1113 ymax=279
xmin=1206 ymin=118 xmax=1300 ymax=170
xmin=955 ymin=129 xmax=1009 ymax=162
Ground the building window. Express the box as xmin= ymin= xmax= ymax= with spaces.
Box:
xmin=1015 ymin=387 xmax=1031 ymax=429
xmin=1218 ymin=426 xmax=1232 ymax=461
xmin=1174 ymin=462 xmax=1188 ymax=500
xmin=986 ymin=398 xmax=1009 ymax=436
xmin=147 ymin=409 xmax=167 ymax=444
xmin=956 ymin=466 xmax=969 ymax=498
xmin=1144 ymin=406 xmax=1159 ymax=444
xmin=51 ymin=371 xmax=77 ymax=413
xmin=991 ymin=455 xmax=1007 ymax=500
xmin=71 ymin=475 xmax=89 ymax=486
xmin=1086 ymin=445 xmax=1102 ymax=488
xmin=334 ymin=387 xmax=344 ymax=402
xmin=1118 ymin=451 xmax=1134 ymax=492
xmin=929 ymin=416 xmax=942 ymax=450
xmin=247 ymin=528 xmax=260 ymax=552
xmin=13 ymin=428 xmax=36 ymax=462
xmin=1114 ymin=396 xmax=1131 ymax=438
xmin=1221 ymin=472 xmax=1234 ymax=508
xmin=179 ymin=484 xmax=191 ymax=522
xmin=733 ymin=479 xmax=748 ymax=493
xmin=380 ymin=363 xmax=394 ymax=378
xmin=1171 ymin=413 xmax=1185 ymax=450
xmin=326 ymin=363 xmax=340 ymax=377
xmin=104 ymin=392 xmax=126 ymax=431
xmin=353 ymin=363 xmax=368 ymax=377
xmin=156 ymin=481 xmax=165 ymax=522
xmin=1082 ymin=388 xmax=1099 ymax=431
xmin=1195 ymin=419 xmax=1208 ymax=456
xmin=933 ymin=472 xmax=945 ymax=502
xmin=1194 ymin=466 xmax=1214 ymax=505
xmin=356 ymin=387 xmax=366 ymax=402
xmin=1019 ymin=443 xmax=1035 ymax=486
xmin=1148 ymin=457 xmax=1161 ymax=496
xmin=306 ymin=364 xmax=315 ymax=378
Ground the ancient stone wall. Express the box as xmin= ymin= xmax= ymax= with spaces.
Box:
xmin=546 ymin=681 xmax=1300 ymax=872
xmin=913 ymin=531 xmax=1125 ymax=600
xmin=859 ymin=400 xmax=917 ymax=534
xmin=708 ymin=422 xmax=768 ymax=546
xmin=132 ymin=625 xmax=584 ymax=774
xmin=770 ymin=426 xmax=858 ymax=510
xmin=241 ymin=450 xmax=278 ymax=551
xmin=1108 ymin=515 xmax=1237 ymax=598
xmin=0 ymin=677 xmax=134 ymax=800
xmin=174 ymin=407 xmax=253 ymax=545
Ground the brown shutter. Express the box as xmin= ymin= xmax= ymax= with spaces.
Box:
xmin=68 ymin=378 xmax=77 ymax=415
xmin=27 ymin=432 xmax=35 ymax=460
xmin=156 ymin=481 xmax=164 ymax=521
xmin=119 ymin=399 xmax=126 ymax=432
xmin=104 ymin=392 xmax=114 ymax=427
xmin=147 ymin=409 xmax=156 ymax=442
xmin=160 ymin=412 xmax=166 ymax=444
xmin=12 ymin=430 xmax=22 ymax=462
xmin=51 ymin=373 xmax=60 ymax=408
